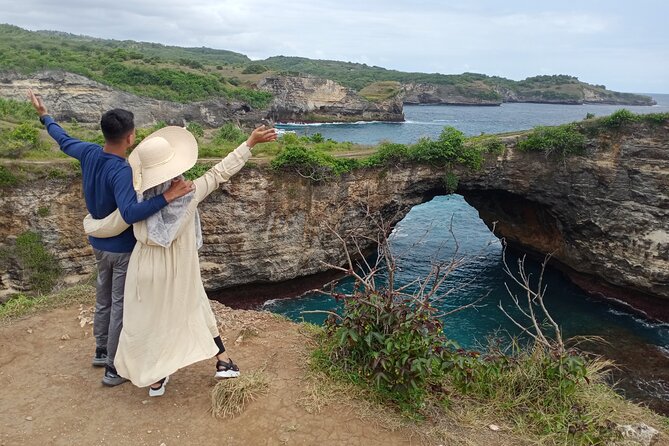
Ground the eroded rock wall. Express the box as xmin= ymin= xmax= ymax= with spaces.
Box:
xmin=1 ymin=122 xmax=667 ymax=317
xmin=258 ymin=75 xmax=404 ymax=122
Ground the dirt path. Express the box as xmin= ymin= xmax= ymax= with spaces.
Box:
xmin=0 ymin=298 xmax=522 ymax=446
xmin=0 ymin=301 xmax=420 ymax=446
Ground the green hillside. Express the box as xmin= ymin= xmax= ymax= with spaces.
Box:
xmin=260 ymin=56 xmax=654 ymax=104
xmin=0 ymin=24 xmax=269 ymax=107
xmin=0 ymin=24 xmax=655 ymax=106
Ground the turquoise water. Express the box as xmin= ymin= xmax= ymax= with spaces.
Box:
xmin=267 ymin=95 xmax=669 ymax=413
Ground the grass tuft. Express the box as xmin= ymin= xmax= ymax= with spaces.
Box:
xmin=210 ymin=370 xmax=269 ymax=418
xmin=0 ymin=284 xmax=94 ymax=324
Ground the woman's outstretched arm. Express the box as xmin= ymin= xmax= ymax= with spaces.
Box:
xmin=193 ymin=126 xmax=276 ymax=202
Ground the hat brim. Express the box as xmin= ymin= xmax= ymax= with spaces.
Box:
xmin=129 ymin=126 xmax=199 ymax=193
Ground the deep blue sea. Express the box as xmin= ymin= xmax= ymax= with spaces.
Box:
xmin=268 ymin=94 xmax=669 ymax=413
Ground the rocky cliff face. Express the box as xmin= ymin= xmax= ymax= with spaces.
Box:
xmin=0 ymin=163 xmax=434 ymax=299
xmin=403 ymin=82 xmax=501 ymax=106
xmin=457 ymin=124 xmax=669 ymax=318
xmin=1 ymin=122 xmax=667 ymax=318
xmin=0 ymin=71 xmax=265 ymax=127
xmin=491 ymin=84 xmax=656 ymax=105
xmin=258 ymin=75 xmax=404 ymax=122
xmin=0 ymin=71 xmax=404 ymax=126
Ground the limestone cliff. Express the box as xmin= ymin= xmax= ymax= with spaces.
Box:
xmin=403 ymin=82 xmax=502 ymax=106
xmin=458 ymin=124 xmax=669 ymax=318
xmin=491 ymin=83 xmax=656 ymax=105
xmin=1 ymin=122 xmax=667 ymax=319
xmin=403 ymin=80 xmax=655 ymax=106
xmin=0 ymin=71 xmax=266 ymax=127
xmin=257 ymin=75 xmax=404 ymax=123
xmin=0 ymin=71 xmax=403 ymax=126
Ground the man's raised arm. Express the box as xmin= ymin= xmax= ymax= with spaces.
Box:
xmin=28 ymin=89 xmax=94 ymax=160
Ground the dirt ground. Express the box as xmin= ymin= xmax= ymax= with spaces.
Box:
xmin=0 ymin=300 xmax=518 ymax=446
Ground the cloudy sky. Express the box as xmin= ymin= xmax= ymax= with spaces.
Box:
xmin=3 ymin=0 xmax=668 ymax=92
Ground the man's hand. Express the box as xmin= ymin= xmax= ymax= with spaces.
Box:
xmin=163 ymin=178 xmax=195 ymax=202
xmin=28 ymin=90 xmax=48 ymax=117
xmin=246 ymin=125 xmax=278 ymax=149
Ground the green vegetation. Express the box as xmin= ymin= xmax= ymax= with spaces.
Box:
xmin=271 ymin=126 xmax=487 ymax=180
xmin=268 ymin=127 xmax=475 ymax=179
xmin=261 ymin=57 xmax=654 ymax=104
xmin=0 ymin=121 xmax=48 ymax=158
xmin=0 ymin=285 xmax=94 ymax=323
xmin=310 ymin=236 xmax=665 ymax=444
xmin=0 ymin=97 xmax=37 ymax=122
xmin=0 ymin=24 xmax=270 ymax=107
xmin=186 ymin=122 xmax=205 ymax=139
xmin=270 ymin=145 xmax=358 ymax=181
xmin=241 ymin=64 xmax=269 ymax=74
xmin=517 ymin=123 xmax=587 ymax=158
xmin=214 ymin=122 xmax=248 ymax=144
xmin=13 ymin=231 xmax=61 ymax=294
xmin=358 ymin=81 xmax=403 ymax=102
xmin=595 ymin=108 xmax=669 ymax=129
xmin=0 ymin=25 xmax=654 ymax=108
xmin=315 ymin=289 xmax=449 ymax=410
xmin=600 ymin=109 xmax=639 ymax=129
xmin=0 ymin=165 xmax=18 ymax=186
xmin=184 ymin=162 xmax=215 ymax=180
xmin=442 ymin=172 xmax=459 ymax=193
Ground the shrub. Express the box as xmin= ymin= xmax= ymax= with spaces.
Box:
xmin=309 ymin=133 xmax=324 ymax=143
xmin=271 ymin=145 xmax=358 ymax=181
xmin=442 ymin=172 xmax=459 ymax=193
xmin=184 ymin=162 xmax=214 ymax=180
xmin=0 ymin=165 xmax=18 ymax=186
xmin=186 ymin=121 xmax=205 ymax=139
xmin=317 ymin=290 xmax=450 ymax=409
xmin=312 ymin=236 xmax=624 ymax=442
xmin=600 ymin=109 xmax=638 ymax=129
xmin=0 ymin=97 xmax=36 ymax=122
xmin=476 ymin=136 xmax=505 ymax=154
xmin=404 ymin=127 xmax=484 ymax=169
xmin=640 ymin=112 xmax=669 ymax=125
xmin=0 ymin=123 xmax=46 ymax=158
xmin=517 ymin=124 xmax=586 ymax=158
xmin=14 ymin=230 xmax=61 ymax=294
xmin=213 ymin=123 xmax=248 ymax=144
xmin=242 ymin=64 xmax=269 ymax=74
xmin=361 ymin=142 xmax=410 ymax=167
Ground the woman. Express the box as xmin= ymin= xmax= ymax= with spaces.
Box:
xmin=84 ymin=125 xmax=277 ymax=396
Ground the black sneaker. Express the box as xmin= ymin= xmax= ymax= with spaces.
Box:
xmin=215 ymin=358 xmax=240 ymax=379
xmin=92 ymin=347 xmax=107 ymax=367
xmin=102 ymin=365 xmax=128 ymax=387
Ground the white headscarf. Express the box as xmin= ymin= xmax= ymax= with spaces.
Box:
xmin=139 ymin=175 xmax=203 ymax=249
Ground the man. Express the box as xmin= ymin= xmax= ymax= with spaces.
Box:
xmin=29 ymin=90 xmax=194 ymax=386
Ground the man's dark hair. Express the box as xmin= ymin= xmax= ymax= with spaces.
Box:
xmin=100 ymin=109 xmax=135 ymax=143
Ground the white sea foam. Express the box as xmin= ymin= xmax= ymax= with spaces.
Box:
xmin=278 ymin=120 xmax=397 ymax=126
xmin=607 ymin=307 xmax=669 ymax=329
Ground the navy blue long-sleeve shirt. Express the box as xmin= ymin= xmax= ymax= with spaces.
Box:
xmin=43 ymin=116 xmax=168 ymax=253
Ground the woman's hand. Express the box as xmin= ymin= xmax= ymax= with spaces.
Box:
xmin=246 ymin=125 xmax=278 ymax=148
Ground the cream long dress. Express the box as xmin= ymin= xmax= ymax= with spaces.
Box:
xmin=83 ymin=143 xmax=252 ymax=387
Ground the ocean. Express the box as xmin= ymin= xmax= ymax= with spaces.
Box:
xmin=277 ymin=94 xmax=669 ymax=144
xmin=266 ymin=94 xmax=669 ymax=413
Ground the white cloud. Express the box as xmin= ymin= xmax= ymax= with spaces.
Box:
xmin=1 ymin=0 xmax=667 ymax=92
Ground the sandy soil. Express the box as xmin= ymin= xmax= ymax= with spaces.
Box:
xmin=0 ymin=301 xmax=516 ymax=446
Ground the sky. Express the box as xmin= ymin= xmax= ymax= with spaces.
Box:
xmin=2 ymin=0 xmax=668 ymax=93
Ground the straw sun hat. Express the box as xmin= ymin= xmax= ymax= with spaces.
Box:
xmin=128 ymin=126 xmax=198 ymax=194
